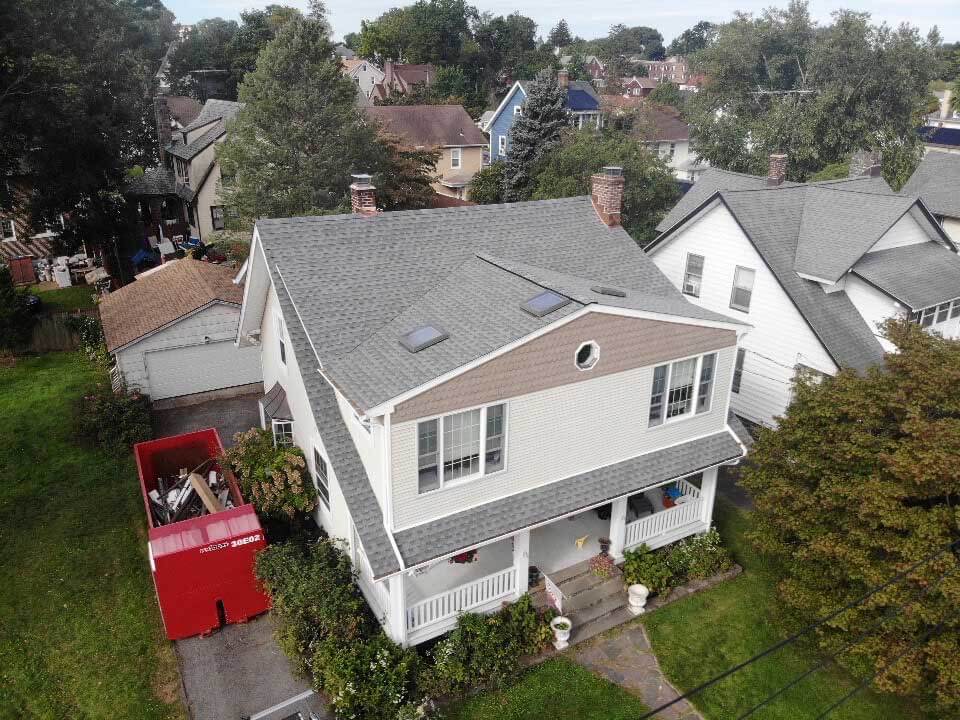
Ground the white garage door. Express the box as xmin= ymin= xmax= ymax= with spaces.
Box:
xmin=144 ymin=340 xmax=262 ymax=400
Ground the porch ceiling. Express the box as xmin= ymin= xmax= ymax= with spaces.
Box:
xmin=393 ymin=429 xmax=742 ymax=568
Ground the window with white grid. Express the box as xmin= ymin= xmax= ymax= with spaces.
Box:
xmin=417 ymin=403 xmax=507 ymax=493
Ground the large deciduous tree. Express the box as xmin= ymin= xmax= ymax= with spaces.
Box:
xmin=667 ymin=21 xmax=716 ymax=56
xmin=740 ymin=319 xmax=960 ymax=713
xmin=531 ymin=130 xmax=679 ymax=245
xmin=687 ymin=2 xmax=939 ymax=182
xmin=502 ymin=69 xmax=567 ymax=201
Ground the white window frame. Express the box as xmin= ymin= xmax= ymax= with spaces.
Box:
xmin=574 ymin=340 xmax=600 ymax=371
xmin=0 ymin=218 xmax=15 ymax=241
xmin=513 ymin=105 xmax=522 ymax=116
xmin=682 ymin=253 xmax=704 ymax=298
xmin=416 ymin=401 xmax=508 ymax=494
xmin=648 ymin=352 xmax=718 ymax=428
xmin=732 ymin=348 xmax=746 ymax=394
xmin=211 ymin=205 xmax=225 ymax=231
xmin=729 ymin=265 xmax=756 ymax=313
xmin=450 ymin=147 xmax=462 ymax=169
xmin=313 ymin=447 xmax=330 ymax=510
xmin=272 ymin=419 xmax=293 ymax=446
xmin=275 ymin=312 xmax=287 ymax=367
xmin=498 ymin=135 xmax=507 ymax=156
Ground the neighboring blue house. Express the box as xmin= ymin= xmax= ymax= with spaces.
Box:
xmin=482 ymin=74 xmax=602 ymax=162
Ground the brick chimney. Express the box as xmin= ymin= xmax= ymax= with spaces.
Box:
xmin=350 ymin=174 xmax=377 ymax=215
xmin=154 ymin=96 xmax=172 ymax=161
xmin=767 ymin=153 xmax=787 ymax=187
xmin=848 ymin=149 xmax=882 ymax=178
xmin=558 ymin=69 xmax=569 ymax=89
xmin=591 ymin=166 xmax=625 ymax=227
xmin=383 ymin=61 xmax=394 ymax=89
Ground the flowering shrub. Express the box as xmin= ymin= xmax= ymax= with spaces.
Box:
xmin=589 ymin=553 xmax=616 ymax=578
xmin=225 ymin=428 xmax=316 ymax=519
xmin=64 ymin=314 xmax=108 ymax=365
xmin=79 ymin=382 xmax=151 ymax=450
xmin=624 ymin=529 xmax=734 ymax=595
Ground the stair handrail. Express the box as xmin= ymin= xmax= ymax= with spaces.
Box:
xmin=544 ymin=572 xmax=565 ymax=614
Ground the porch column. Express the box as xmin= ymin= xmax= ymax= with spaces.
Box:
xmin=513 ymin=529 xmax=530 ymax=598
xmin=609 ymin=497 xmax=628 ymax=560
xmin=387 ymin=572 xmax=408 ymax=646
xmin=700 ymin=467 xmax=719 ymax=526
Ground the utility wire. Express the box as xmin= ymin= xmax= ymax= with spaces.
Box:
xmin=735 ymin=563 xmax=960 ymax=719
xmin=638 ymin=538 xmax=960 ymax=720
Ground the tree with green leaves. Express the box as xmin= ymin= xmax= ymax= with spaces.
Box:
xmin=503 ymin=70 xmax=568 ymax=201
xmin=687 ymin=3 xmax=940 ymax=181
xmin=358 ymin=0 xmax=475 ymax=66
xmin=548 ymin=19 xmax=573 ymax=49
xmin=0 ymin=268 xmax=36 ymax=353
xmin=667 ymin=21 xmax=716 ymax=56
xmin=531 ymin=130 xmax=679 ymax=245
xmin=605 ymin=25 xmax=665 ymax=60
xmin=648 ymin=82 xmax=684 ymax=109
xmin=740 ymin=319 xmax=960 ymax=713
xmin=467 ymin=161 xmax=506 ymax=204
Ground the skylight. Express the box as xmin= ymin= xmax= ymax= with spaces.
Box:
xmin=520 ymin=290 xmax=571 ymax=317
xmin=590 ymin=285 xmax=627 ymax=298
xmin=399 ymin=325 xmax=448 ymax=353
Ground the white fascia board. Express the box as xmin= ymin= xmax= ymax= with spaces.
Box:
xmin=795 ymin=270 xmax=839 ymax=285
xmin=364 ymin=304 xmax=748 ymax=418
xmin=275 ymin=265 xmax=324 ymax=371
xmin=235 ymin=227 xmax=264 ymax=345
xmin=233 ymin=258 xmax=248 ymax=284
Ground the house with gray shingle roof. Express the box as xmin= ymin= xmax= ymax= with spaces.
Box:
xmin=235 ymin=169 xmax=750 ymax=646
xmin=901 ymin=150 xmax=960 ymax=243
xmin=646 ymin=154 xmax=960 ymax=427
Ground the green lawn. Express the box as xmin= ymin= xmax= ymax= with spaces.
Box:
xmin=0 ymin=353 xmax=184 ymax=719
xmin=445 ymin=658 xmax=649 ymax=720
xmin=32 ymin=284 xmax=97 ymax=311
xmin=643 ymin=499 xmax=927 ymax=720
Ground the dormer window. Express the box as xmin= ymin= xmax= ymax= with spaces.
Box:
xmin=175 ymin=157 xmax=190 ymax=186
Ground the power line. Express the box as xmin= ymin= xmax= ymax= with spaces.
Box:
xmin=638 ymin=538 xmax=960 ymax=720
xmin=735 ymin=563 xmax=960 ymax=719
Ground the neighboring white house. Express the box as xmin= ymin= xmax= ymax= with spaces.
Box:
xmin=235 ymin=169 xmax=750 ymax=647
xmin=901 ymin=150 xmax=960 ymax=243
xmin=342 ymin=58 xmax=385 ymax=99
xmin=646 ymin=154 xmax=960 ymax=427
xmin=100 ymin=259 xmax=261 ymax=400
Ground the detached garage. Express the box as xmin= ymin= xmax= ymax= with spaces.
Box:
xmin=100 ymin=259 xmax=261 ymax=400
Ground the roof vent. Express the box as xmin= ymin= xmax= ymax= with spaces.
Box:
xmin=399 ymin=325 xmax=448 ymax=353
xmin=590 ymin=285 xmax=627 ymax=298
xmin=520 ymin=290 xmax=571 ymax=317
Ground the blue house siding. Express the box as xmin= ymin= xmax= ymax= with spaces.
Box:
xmin=489 ymin=86 xmax=526 ymax=162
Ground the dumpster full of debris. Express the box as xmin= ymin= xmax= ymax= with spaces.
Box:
xmin=134 ymin=428 xmax=270 ymax=640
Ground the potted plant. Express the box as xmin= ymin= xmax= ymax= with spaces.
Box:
xmin=550 ymin=616 xmax=572 ymax=649
xmin=528 ymin=564 xmax=541 ymax=586
xmin=599 ymin=537 xmax=611 ymax=555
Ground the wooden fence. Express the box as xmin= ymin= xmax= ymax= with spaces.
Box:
xmin=29 ymin=308 xmax=99 ymax=353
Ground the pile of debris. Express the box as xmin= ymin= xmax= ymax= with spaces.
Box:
xmin=148 ymin=458 xmax=235 ymax=526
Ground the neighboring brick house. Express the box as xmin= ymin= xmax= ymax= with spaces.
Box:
xmin=642 ymin=56 xmax=689 ymax=84
xmin=0 ymin=175 xmax=59 ymax=275
xmin=365 ymin=105 xmax=487 ymax=200
xmin=371 ymin=62 xmax=437 ymax=102
xmin=623 ymin=76 xmax=659 ymax=97
xmin=234 ymin=168 xmax=749 ymax=647
xmin=482 ymin=71 xmax=602 ymax=163
xmin=559 ymin=54 xmax=607 ymax=87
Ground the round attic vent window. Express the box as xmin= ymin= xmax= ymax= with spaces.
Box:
xmin=575 ymin=341 xmax=599 ymax=371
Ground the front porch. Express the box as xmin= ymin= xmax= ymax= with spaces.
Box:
xmin=391 ymin=469 xmax=717 ymax=646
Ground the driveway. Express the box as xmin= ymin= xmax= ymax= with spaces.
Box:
xmin=177 ymin=613 xmax=330 ymax=720
xmin=153 ymin=392 xmax=261 ymax=446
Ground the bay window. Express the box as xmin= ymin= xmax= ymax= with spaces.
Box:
xmin=648 ymin=352 xmax=718 ymax=427
xmin=418 ymin=403 xmax=507 ymax=493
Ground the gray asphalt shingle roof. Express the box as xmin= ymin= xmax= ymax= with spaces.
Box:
xmin=394 ymin=429 xmax=744 ymax=568
xmin=167 ymin=99 xmax=242 ymax=161
xmin=181 ymin=98 xmax=242 ymax=133
xmin=901 ymin=151 xmax=960 ymax=219
xmin=257 ymin=196 xmax=728 ymax=412
xmin=852 ymin=242 xmax=960 ymax=309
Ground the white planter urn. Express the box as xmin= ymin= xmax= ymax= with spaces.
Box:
xmin=550 ymin=616 xmax=572 ymax=650
xmin=628 ymin=583 xmax=650 ymax=615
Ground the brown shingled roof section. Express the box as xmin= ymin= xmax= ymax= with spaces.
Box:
xmin=364 ymin=105 xmax=487 ymax=148
xmin=166 ymin=95 xmax=202 ymax=127
xmin=100 ymin=259 xmax=243 ymax=352
xmin=600 ymin=98 xmax=690 ymax=142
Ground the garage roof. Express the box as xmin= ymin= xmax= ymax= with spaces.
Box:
xmin=100 ymin=259 xmax=244 ymax=352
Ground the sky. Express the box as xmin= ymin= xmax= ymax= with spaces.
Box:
xmin=165 ymin=0 xmax=959 ymax=43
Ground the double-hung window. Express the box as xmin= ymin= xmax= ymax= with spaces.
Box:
xmin=682 ymin=253 xmax=704 ymax=297
xmin=211 ymin=206 xmax=225 ymax=231
xmin=313 ymin=448 xmax=330 ymax=509
xmin=936 ymin=302 xmax=950 ymax=324
xmin=729 ymin=266 xmax=755 ymax=312
xmin=648 ymin=353 xmax=717 ymax=427
xmin=498 ymin=135 xmax=507 ymax=156
xmin=450 ymin=147 xmax=462 ymax=169
xmin=417 ymin=403 xmax=507 ymax=493
xmin=272 ymin=420 xmax=293 ymax=446
xmin=276 ymin=313 xmax=286 ymax=366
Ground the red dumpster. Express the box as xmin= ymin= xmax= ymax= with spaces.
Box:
xmin=134 ymin=428 xmax=270 ymax=640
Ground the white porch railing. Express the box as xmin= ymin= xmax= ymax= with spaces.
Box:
xmin=406 ymin=567 xmax=516 ymax=633
xmin=544 ymin=573 xmax=564 ymax=614
xmin=624 ymin=480 xmax=704 ymax=550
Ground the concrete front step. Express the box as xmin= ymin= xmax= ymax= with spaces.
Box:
xmin=563 ymin=575 xmax=625 ymax=614
xmin=570 ymin=606 xmax=636 ymax=646
xmin=568 ymin=592 xmax=627 ymax=628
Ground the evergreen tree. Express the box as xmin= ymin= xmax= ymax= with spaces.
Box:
xmin=548 ymin=19 xmax=572 ymax=49
xmin=503 ymin=69 xmax=568 ymax=202
xmin=467 ymin=161 xmax=505 ymax=204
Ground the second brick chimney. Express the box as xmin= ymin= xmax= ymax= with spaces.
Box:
xmin=591 ymin=166 xmax=625 ymax=227
xmin=767 ymin=153 xmax=788 ymax=186
xmin=558 ymin=69 xmax=569 ymax=89
xmin=350 ymin=174 xmax=377 ymax=215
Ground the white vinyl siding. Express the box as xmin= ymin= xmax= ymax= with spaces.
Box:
xmin=649 ymin=203 xmax=837 ymax=426
xmin=391 ymin=345 xmax=735 ymax=529
xmin=868 ymin=209 xmax=943 ymax=253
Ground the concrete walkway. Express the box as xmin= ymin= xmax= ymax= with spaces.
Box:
xmin=574 ymin=622 xmax=703 ymax=719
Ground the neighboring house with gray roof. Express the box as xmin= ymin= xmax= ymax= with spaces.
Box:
xmin=647 ymin=153 xmax=960 ymax=427
xmin=901 ymin=150 xmax=960 ymax=243
xmin=235 ymin=169 xmax=749 ymax=646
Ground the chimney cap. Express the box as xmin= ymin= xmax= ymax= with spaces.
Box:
xmin=602 ymin=166 xmax=624 ymax=177
xmin=351 ymin=173 xmax=373 ymax=187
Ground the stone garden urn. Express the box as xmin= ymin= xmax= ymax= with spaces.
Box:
xmin=627 ymin=583 xmax=650 ymax=615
